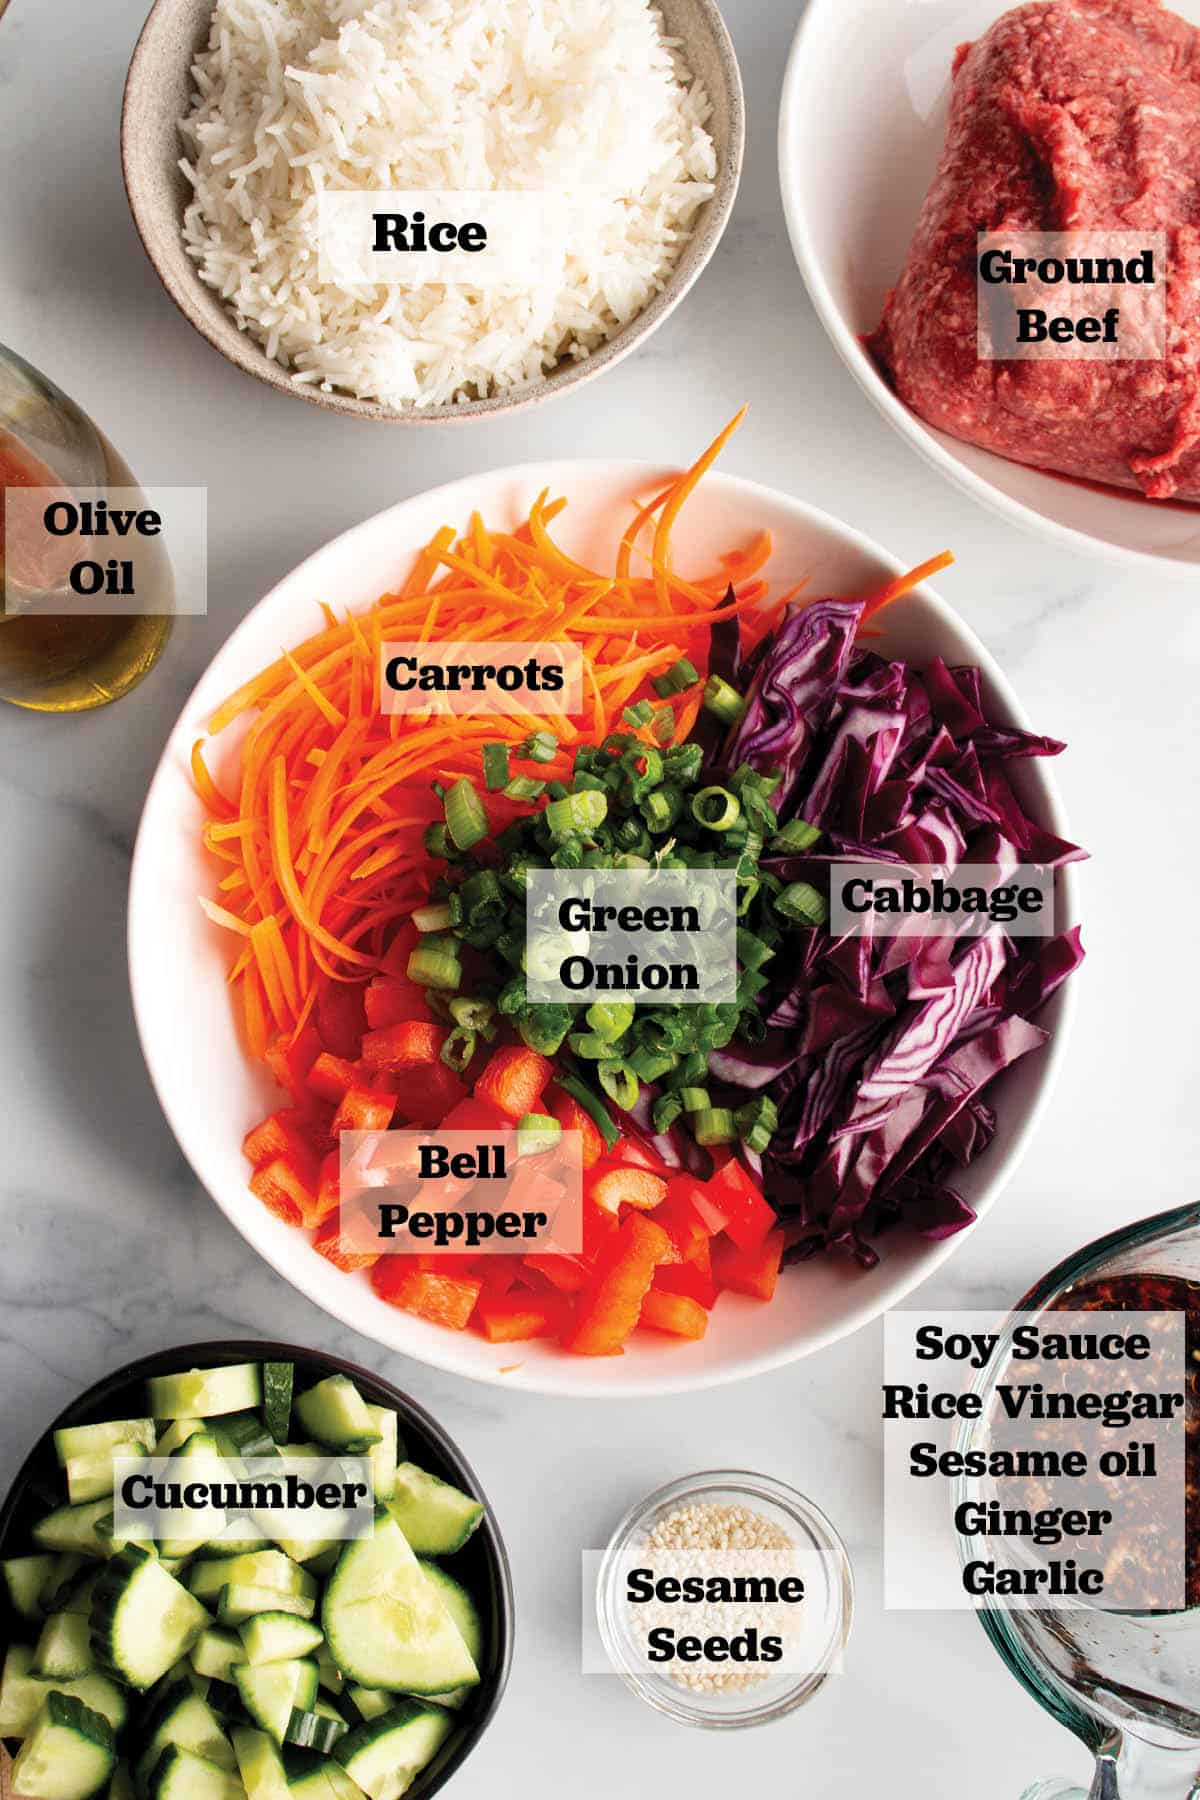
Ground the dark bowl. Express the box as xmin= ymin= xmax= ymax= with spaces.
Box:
xmin=0 ymin=1339 xmax=513 ymax=1798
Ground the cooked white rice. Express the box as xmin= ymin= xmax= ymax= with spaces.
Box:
xmin=178 ymin=0 xmax=717 ymax=409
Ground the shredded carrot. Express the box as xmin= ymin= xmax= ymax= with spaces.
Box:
xmin=194 ymin=409 xmax=954 ymax=1065
xmin=861 ymin=550 xmax=955 ymax=622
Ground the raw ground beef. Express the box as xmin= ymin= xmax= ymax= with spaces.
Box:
xmin=869 ymin=0 xmax=1200 ymax=502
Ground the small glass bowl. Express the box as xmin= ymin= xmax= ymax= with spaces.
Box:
xmin=596 ymin=1469 xmax=854 ymax=1730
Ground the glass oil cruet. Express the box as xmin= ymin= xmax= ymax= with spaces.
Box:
xmin=959 ymin=1203 xmax=1200 ymax=1800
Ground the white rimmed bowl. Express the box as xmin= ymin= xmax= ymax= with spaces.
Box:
xmin=778 ymin=0 xmax=1200 ymax=573
xmin=128 ymin=462 xmax=1080 ymax=1397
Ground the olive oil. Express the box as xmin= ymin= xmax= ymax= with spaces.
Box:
xmin=0 ymin=349 xmax=173 ymax=712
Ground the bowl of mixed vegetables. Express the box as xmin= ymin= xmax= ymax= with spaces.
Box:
xmin=0 ymin=1343 xmax=512 ymax=1800
xmin=129 ymin=416 xmax=1084 ymax=1395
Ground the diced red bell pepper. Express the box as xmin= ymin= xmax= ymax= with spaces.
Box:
xmin=475 ymin=1046 xmax=553 ymax=1120
xmin=588 ymin=1165 xmax=668 ymax=1217
xmin=712 ymin=1226 xmax=785 ymax=1302
xmin=250 ymin=1149 xmax=323 ymax=1229
xmin=437 ymin=1096 xmax=513 ymax=1136
xmin=331 ymin=1087 xmax=396 ymax=1136
xmin=370 ymin=1262 xmax=482 ymax=1330
xmin=640 ymin=1288 xmax=709 ymax=1339
xmin=388 ymin=1062 xmax=466 ymax=1125
xmin=704 ymin=1159 xmax=777 ymax=1251
xmin=312 ymin=1213 xmax=380 ymax=1273
xmin=523 ymin=1253 xmax=589 ymax=1294
xmin=265 ymin=1024 xmax=321 ymax=1100
xmin=364 ymin=979 xmax=435 ymax=1030
xmin=655 ymin=1184 xmax=715 ymax=1255
xmin=547 ymin=1089 xmax=605 ymax=1170
xmin=315 ymin=1150 xmax=341 ymax=1223
xmin=609 ymin=1137 xmax=670 ymax=1176
xmin=306 ymin=1053 xmax=360 ymax=1104
xmin=478 ymin=1255 xmax=525 ymax=1299
xmin=564 ymin=1213 xmax=672 ymax=1356
xmin=415 ymin=1253 xmax=483 ymax=1276
xmin=316 ymin=982 xmax=366 ymax=1060
xmin=654 ymin=1227 xmax=717 ymax=1309
xmin=361 ymin=1020 xmax=448 ymax=1072
xmin=243 ymin=1109 xmax=315 ymax=1170
xmin=475 ymin=1291 xmax=564 ymax=1343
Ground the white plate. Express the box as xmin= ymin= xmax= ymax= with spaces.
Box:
xmin=779 ymin=0 xmax=1200 ymax=572
xmin=129 ymin=463 xmax=1078 ymax=1397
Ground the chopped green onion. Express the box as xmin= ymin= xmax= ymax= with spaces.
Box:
xmin=444 ymin=778 xmax=488 ymax=851
xmin=703 ymin=675 xmax=748 ymax=727
xmin=629 ymin=1046 xmax=677 ymax=1083
xmin=691 ymin=785 xmax=741 ymax=831
xmin=412 ymin=902 xmax=454 ymax=933
xmin=586 ymin=1000 xmax=635 ymax=1042
xmin=770 ymin=817 xmax=822 ymax=853
xmin=736 ymin=1095 xmax=778 ymax=1155
xmin=620 ymin=743 xmax=663 ymax=795
xmin=546 ymin=780 xmax=570 ymax=802
xmin=639 ymin=786 xmax=682 ymax=833
xmin=449 ymin=997 xmax=496 ymax=1034
xmin=653 ymin=1092 xmax=684 ymax=1133
xmin=597 ymin=1060 xmax=639 ymax=1110
xmin=650 ymin=707 xmax=676 ymax=745
xmin=482 ymin=743 xmax=511 ymax=792
xmin=441 ymin=1026 xmax=476 ymax=1072
xmin=519 ymin=731 xmax=559 ymax=764
xmin=407 ymin=939 xmax=463 ymax=991
xmin=622 ymin=700 xmax=655 ymax=728
xmin=423 ymin=823 xmax=451 ymax=859
xmin=678 ymin=1087 xmax=710 ymax=1113
xmin=557 ymin=1072 xmax=621 ymax=1150
xmin=503 ymin=775 xmax=547 ymax=803
xmin=568 ymin=1031 xmax=614 ymax=1062
xmin=736 ymin=927 xmax=775 ymax=971
xmin=519 ymin=1006 xmax=573 ymax=1056
xmin=775 ymin=880 xmax=829 ymax=927
xmin=652 ymin=657 xmax=699 ymax=698
xmin=460 ymin=869 xmax=504 ymax=931
xmin=693 ymin=1106 xmax=737 ymax=1147
xmin=731 ymin=762 xmax=782 ymax=799
xmin=736 ymin=967 xmax=770 ymax=1004
xmin=497 ymin=975 xmax=528 ymax=1016
xmin=663 ymin=742 xmax=703 ymax=786
xmin=545 ymin=789 xmax=608 ymax=838
xmin=517 ymin=1112 xmax=561 ymax=1156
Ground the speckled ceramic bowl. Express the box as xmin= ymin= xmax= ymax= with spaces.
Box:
xmin=120 ymin=0 xmax=744 ymax=424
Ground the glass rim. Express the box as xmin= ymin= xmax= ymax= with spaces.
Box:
xmin=595 ymin=1468 xmax=855 ymax=1731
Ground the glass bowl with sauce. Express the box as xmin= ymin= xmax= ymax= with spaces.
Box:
xmin=0 ymin=346 xmax=173 ymax=711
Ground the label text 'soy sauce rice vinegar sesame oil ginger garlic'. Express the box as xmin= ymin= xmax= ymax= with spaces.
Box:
xmin=596 ymin=1472 xmax=853 ymax=1728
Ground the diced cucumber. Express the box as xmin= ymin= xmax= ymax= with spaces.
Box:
xmin=159 ymin=1432 xmax=231 ymax=1560
xmin=363 ymin=1409 xmax=399 ymax=1503
xmin=333 ymin=1701 xmax=453 ymax=1800
xmin=190 ymin=1552 xmax=315 ymax=1603
xmin=314 ymin=1648 xmax=342 ymax=1695
xmin=149 ymin=1366 xmax=263 ymax=1420
xmin=191 ymin=1627 xmax=246 ymax=1682
xmin=293 ymin=1379 xmax=380 ymax=1455
xmin=0 ymin=1646 xmax=128 ymax=1738
xmin=90 ymin=1545 xmax=210 ymax=1690
xmin=416 ymin=1562 xmax=481 ymax=1709
xmin=135 ymin=1682 xmax=235 ymax=1787
xmin=219 ymin=1584 xmax=317 ymax=1626
xmin=213 ymin=1411 xmax=276 ymax=1461
xmin=269 ymin=1536 xmax=343 ymax=1568
xmin=347 ymin=1688 xmax=391 ymax=1724
xmin=34 ymin=1609 xmax=94 ymax=1678
xmin=385 ymin=1466 xmax=483 ymax=1556
xmin=45 ymin=1553 xmax=89 ymax=1610
xmin=232 ymin=1728 xmax=290 ymax=1800
xmin=263 ymin=1366 xmax=294 ymax=1447
xmin=233 ymin=1659 xmax=319 ymax=1744
xmin=10 ymin=1691 xmax=116 ymax=1800
xmin=144 ymin=1746 xmax=244 ymax=1800
xmin=54 ymin=1419 xmax=156 ymax=1465
xmin=2 ymin=1552 xmax=56 ymax=1619
xmin=284 ymin=1698 xmax=348 ymax=1754
xmin=322 ymin=1517 xmax=478 ymax=1695
xmin=239 ymin=1613 xmax=324 ymax=1666
xmin=157 ymin=1419 xmax=206 ymax=1456
xmin=33 ymin=1497 xmax=113 ymax=1558
xmin=66 ymin=1440 xmax=148 ymax=1506
xmin=284 ymin=1763 xmax=340 ymax=1800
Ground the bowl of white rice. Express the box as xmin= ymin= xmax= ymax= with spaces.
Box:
xmin=121 ymin=0 xmax=743 ymax=421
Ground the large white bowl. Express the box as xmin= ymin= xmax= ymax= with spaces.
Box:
xmin=779 ymin=0 xmax=1200 ymax=573
xmin=129 ymin=463 xmax=1079 ymax=1397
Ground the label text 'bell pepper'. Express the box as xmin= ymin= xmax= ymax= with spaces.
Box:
xmin=338 ymin=1127 xmax=584 ymax=1255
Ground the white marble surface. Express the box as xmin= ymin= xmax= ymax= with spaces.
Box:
xmin=4 ymin=1 xmax=1200 ymax=1794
